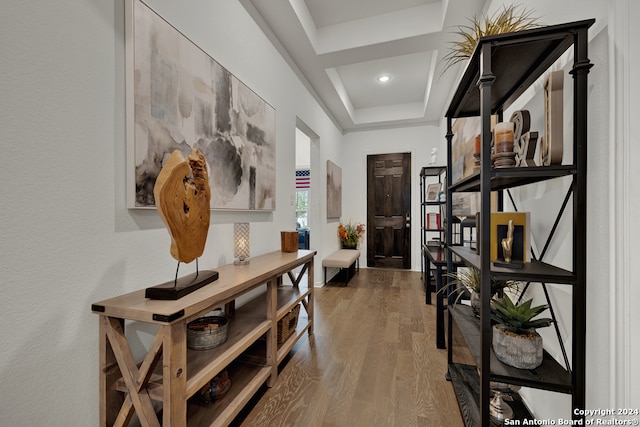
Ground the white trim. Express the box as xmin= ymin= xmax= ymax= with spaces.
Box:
xmin=609 ymin=0 xmax=631 ymax=410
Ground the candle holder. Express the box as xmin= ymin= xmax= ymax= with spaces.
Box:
xmin=234 ymin=223 xmax=250 ymax=265
xmin=473 ymin=135 xmax=481 ymax=172
xmin=493 ymin=122 xmax=517 ymax=168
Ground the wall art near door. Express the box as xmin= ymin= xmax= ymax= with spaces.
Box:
xmin=126 ymin=0 xmax=276 ymax=210
xmin=326 ymin=160 xmax=342 ymax=219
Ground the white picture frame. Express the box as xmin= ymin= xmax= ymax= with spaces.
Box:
xmin=426 ymin=183 xmax=442 ymax=202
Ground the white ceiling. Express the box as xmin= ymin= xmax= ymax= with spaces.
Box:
xmin=240 ymin=0 xmax=488 ymax=133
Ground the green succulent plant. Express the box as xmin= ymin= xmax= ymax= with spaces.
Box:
xmin=442 ymin=4 xmax=541 ymax=75
xmin=491 ymin=294 xmax=553 ymax=335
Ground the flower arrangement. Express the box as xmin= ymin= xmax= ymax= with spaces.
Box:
xmin=338 ymin=221 xmax=365 ymax=249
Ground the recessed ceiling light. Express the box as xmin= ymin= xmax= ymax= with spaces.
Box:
xmin=377 ymin=75 xmax=391 ymax=83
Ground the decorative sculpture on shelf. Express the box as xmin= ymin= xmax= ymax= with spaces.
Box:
xmin=541 ymin=70 xmax=564 ymax=166
xmin=429 ymin=147 xmax=438 ymax=165
xmin=145 ymin=148 xmax=219 ymax=300
xmin=494 ymin=218 xmax=523 ymax=269
xmin=501 ymin=219 xmax=514 ymax=263
xmin=511 ymin=110 xmax=539 ymax=167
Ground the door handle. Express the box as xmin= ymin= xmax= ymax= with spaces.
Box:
xmin=405 ymin=212 xmax=410 ymax=228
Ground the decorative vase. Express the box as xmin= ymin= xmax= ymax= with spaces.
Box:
xmin=492 ymin=325 xmax=543 ymax=369
xmin=341 ymin=240 xmax=357 ymax=249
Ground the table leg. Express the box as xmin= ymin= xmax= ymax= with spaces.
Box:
xmin=99 ymin=317 xmax=124 ymax=426
xmin=425 ymin=254 xmax=433 ymax=305
xmin=162 ymin=322 xmax=187 ymax=427
xmin=308 ymin=258 xmax=314 ymax=335
xmin=436 ymin=265 xmax=446 ymax=349
xmin=101 ymin=316 xmax=163 ymax=427
xmin=266 ymin=277 xmax=278 ymax=387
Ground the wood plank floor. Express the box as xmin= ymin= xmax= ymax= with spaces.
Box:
xmin=232 ymin=268 xmax=465 ymax=427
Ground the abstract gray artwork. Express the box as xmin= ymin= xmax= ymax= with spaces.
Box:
xmin=326 ymin=160 xmax=342 ymax=219
xmin=127 ymin=0 xmax=276 ymax=210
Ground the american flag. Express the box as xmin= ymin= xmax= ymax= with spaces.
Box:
xmin=296 ymin=169 xmax=310 ymax=189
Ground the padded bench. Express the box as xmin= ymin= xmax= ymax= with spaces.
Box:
xmin=322 ymin=249 xmax=360 ymax=286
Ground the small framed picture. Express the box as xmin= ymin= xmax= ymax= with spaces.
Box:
xmin=426 ymin=183 xmax=442 ymax=202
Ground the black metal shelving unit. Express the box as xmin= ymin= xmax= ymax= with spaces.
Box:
xmin=444 ymin=19 xmax=594 ymax=426
xmin=420 ymin=165 xmax=447 ymax=292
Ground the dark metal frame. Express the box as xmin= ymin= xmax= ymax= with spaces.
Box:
xmin=444 ymin=19 xmax=594 ymax=426
xmin=420 ymin=165 xmax=447 ymax=299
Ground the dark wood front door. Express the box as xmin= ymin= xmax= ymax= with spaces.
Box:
xmin=367 ymin=152 xmax=411 ymax=269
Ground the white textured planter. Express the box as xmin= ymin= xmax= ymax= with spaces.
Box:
xmin=492 ymin=325 xmax=543 ymax=369
xmin=470 ymin=291 xmax=480 ymax=317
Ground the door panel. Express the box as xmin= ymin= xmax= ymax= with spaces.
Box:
xmin=367 ymin=153 xmax=411 ymax=269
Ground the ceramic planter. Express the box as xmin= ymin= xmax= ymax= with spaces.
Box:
xmin=492 ymin=325 xmax=543 ymax=369
xmin=470 ymin=290 xmax=480 ymax=316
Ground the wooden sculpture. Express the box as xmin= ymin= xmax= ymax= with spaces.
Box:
xmin=541 ymin=70 xmax=564 ymax=166
xmin=146 ymin=148 xmax=218 ymax=300
xmin=511 ymin=110 xmax=539 ymax=167
xmin=154 ymin=148 xmax=211 ymax=263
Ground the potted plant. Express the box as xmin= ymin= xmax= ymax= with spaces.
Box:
xmin=442 ymin=4 xmax=540 ymax=75
xmin=491 ymin=294 xmax=553 ymax=369
xmin=440 ymin=267 xmax=515 ymax=316
xmin=337 ymin=221 xmax=365 ymax=249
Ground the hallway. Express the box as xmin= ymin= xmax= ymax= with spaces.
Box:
xmin=235 ymin=268 xmax=465 ymax=426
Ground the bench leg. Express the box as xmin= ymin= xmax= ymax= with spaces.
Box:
xmin=324 ymin=267 xmax=327 ymax=286
xmin=344 ymin=260 xmax=358 ymax=287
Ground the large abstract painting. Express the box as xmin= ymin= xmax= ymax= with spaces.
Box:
xmin=326 ymin=160 xmax=342 ymax=219
xmin=126 ymin=0 xmax=276 ymax=210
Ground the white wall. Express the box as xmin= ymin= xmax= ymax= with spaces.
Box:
xmin=295 ymin=128 xmax=311 ymax=169
xmin=609 ymin=0 xmax=640 ymax=414
xmin=341 ymin=125 xmax=445 ymax=270
xmin=0 ymin=0 xmax=636 ymax=425
xmin=0 ymin=0 xmax=343 ymax=424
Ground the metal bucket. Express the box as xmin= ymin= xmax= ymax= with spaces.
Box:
xmin=187 ymin=316 xmax=229 ymax=350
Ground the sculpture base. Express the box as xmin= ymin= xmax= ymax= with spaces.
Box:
xmin=145 ymin=270 xmax=219 ymax=300
xmin=493 ymin=259 xmax=523 ymax=269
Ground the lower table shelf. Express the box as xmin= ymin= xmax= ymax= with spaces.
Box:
xmin=187 ymin=361 xmax=272 ymax=427
xmin=448 ymin=363 xmax=533 ymax=427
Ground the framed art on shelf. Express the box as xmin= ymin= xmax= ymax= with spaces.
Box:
xmin=426 ymin=183 xmax=442 ymax=202
xmin=125 ymin=0 xmax=276 ymax=210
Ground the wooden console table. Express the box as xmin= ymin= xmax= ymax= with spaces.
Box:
xmin=91 ymin=249 xmax=316 ymax=426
